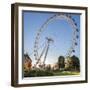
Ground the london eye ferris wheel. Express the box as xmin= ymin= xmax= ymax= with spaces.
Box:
xmin=33 ymin=13 xmax=79 ymax=67
xmin=24 ymin=12 xmax=80 ymax=68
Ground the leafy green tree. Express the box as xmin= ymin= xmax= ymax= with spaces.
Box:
xmin=65 ymin=55 xmax=80 ymax=71
xmin=71 ymin=55 xmax=80 ymax=71
xmin=58 ymin=56 xmax=65 ymax=70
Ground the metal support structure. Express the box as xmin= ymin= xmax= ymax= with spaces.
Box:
xmin=43 ymin=37 xmax=54 ymax=65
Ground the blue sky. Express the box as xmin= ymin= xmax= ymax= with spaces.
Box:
xmin=23 ymin=11 xmax=80 ymax=64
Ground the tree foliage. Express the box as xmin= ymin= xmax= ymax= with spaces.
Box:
xmin=58 ymin=56 xmax=65 ymax=70
xmin=65 ymin=55 xmax=80 ymax=71
xmin=71 ymin=55 xmax=80 ymax=71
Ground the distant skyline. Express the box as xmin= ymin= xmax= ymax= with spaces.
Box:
xmin=23 ymin=11 xmax=80 ymax=65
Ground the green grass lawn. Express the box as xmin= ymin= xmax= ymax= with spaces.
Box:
xmin=53 ymin=71 xmax=80 ymax=76
xmin=24 ymin=69 xmax=80 ymax=77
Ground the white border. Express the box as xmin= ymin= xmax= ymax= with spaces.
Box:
xmin=18 ymin=6 xmax=86 ymax=84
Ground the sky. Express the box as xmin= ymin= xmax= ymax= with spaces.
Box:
xmin=23 ymin=11 xmax=80 ymax=65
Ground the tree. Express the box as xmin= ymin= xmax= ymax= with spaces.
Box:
xmin=24 ymin=53 xmax=32 ymax=72
xmin=65 ymin=56 xmax=73 ymax=70
xmin=58 ymin=56 xmax=65 ymax=70
xmin=65 ymin=55 xmax=80 ymax=71
xmin=71 ymin=55 xmax=80 ymax=71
